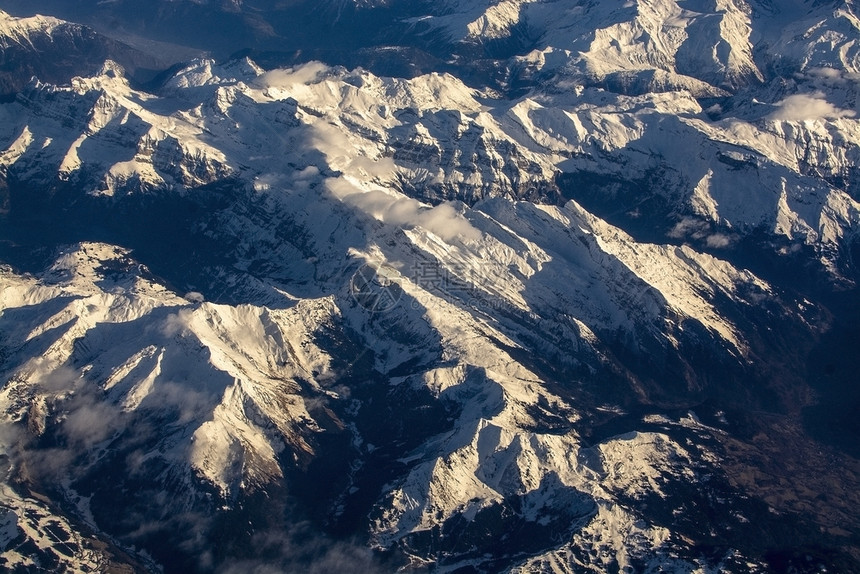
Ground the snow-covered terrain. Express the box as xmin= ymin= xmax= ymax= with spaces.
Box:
xmin=1 ymin=2 xmax=859 ymax=572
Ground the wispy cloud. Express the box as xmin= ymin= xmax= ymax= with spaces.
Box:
xmin=216 ymin=524 xmax=386 ymax=574
xmin=669 ymin=217 xmax=734 ymax=249
xmin=162 ymin=308 xmax=195 ymax=337
xmin=705 ymin=233 xmax=732 ymax=248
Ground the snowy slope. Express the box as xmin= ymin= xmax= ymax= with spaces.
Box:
xmin=0 ymin=236 xmax=781 ymax=571
xmin=0 ymin=9 xmax=64 ymax=42
xmin=0 ymin=9 xmax=175 ymax=95
xmin=0 ymin=3 xmax=859 ymax=573
xmin=2 ymin=57 xmax=857 ymax=273
xmin=0 ymin=61 xmax=842 ymax=571
xmin=408 ymin=0 xmax=859 ymax=94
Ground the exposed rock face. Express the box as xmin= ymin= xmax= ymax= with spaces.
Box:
xmin=1 ymin=3 xmax=859 ymax=573
xmin=0 ymin=9 xmax=178 ymax=96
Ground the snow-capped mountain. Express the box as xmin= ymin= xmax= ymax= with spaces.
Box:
xmin=1 ymin=2 xmax=859 ymax=573
xmin=0 ymin=9 xmax=185 ymax=96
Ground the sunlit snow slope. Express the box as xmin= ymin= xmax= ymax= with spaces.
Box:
xmin=1 ymin=2 xmax=859 ymax=573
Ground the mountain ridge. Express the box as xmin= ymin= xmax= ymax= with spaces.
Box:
xmin=1 ymin=2 xmax=859 ymax=572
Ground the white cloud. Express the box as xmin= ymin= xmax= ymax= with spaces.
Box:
xmin=348 ymin=155 xmax=398 ymax=180
xmin=326 ymin=178 xmax=480 ymax=242
xmin=35 ymin=364 xmax=80 ymax=393
xmin=767 ymin=91 xmax=856 ymax=121
xmin=255 ymin=62 xmax=329 ymax=89
xmin=411 ymin=201 xmax=481 ymax=242
xmin=705 ymin=233 xmax=732 ymax=248
xmin=163 ymin=309 xmax=195 ymax=337
xmin=308 ymin=121 xmax=398 ymax=180
xmin=667 ymin=217 xmax=704 ymax=239
xmin=669 ymin=217 xmax=734 ymax=248
xmin=295 ymin=166 xmax=320 ymax=180
xmin=184 ymin=291 xmax=205 ymax=303
xmin=309 ymin=122 xmax=356 ymax=170
xmin=806 ymin=67 xmax=842 ymax=80
xmin=62 ymin=394 xmax=121 ymax=447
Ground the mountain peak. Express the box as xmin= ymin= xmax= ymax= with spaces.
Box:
xmin=1 ymin=2 xmax=859 ymax=573
xmin=0 ymin=9 xmax=64 ymax=42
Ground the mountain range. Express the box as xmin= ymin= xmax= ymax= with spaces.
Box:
xmin=0 ymin=1 xmax=859 ymax=572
